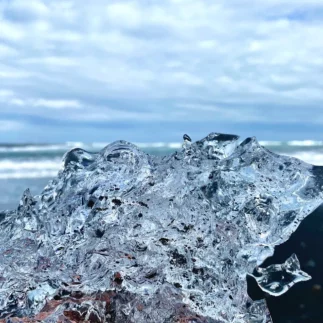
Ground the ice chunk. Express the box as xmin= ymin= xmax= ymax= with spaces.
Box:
xmin=249 ymin=254 xmax=311 ymax=296
xmin=0 ymin=132 xmax=322 ymax=322
xmin=27 ymin=282 xmax=57 ymax=312
xmin=246 ymin=300 xmax=272 ymax=323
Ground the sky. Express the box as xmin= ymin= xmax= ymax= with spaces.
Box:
xmin=0 ymin=0 xmax=323 ymax=143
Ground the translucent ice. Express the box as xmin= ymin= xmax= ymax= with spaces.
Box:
xmin=249 ymin=254 xmax=311 ymax=296
xmin=0 ymin=133 xmax=322 ymax=322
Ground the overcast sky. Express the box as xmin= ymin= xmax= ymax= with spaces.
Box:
xmin=0 ymin=0 xmax=323 ymax=143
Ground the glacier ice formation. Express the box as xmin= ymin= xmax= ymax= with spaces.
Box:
xmin=1 ymin=133 xmax=323 ymax=323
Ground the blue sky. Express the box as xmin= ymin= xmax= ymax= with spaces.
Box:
xmin=0 ymin=0 xmax=323 ymax=143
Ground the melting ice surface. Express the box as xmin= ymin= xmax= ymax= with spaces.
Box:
xmin=1 ymin=133 xmax=323 ymax=322
xmin=249 ymin=254 xmax=311 ymax=297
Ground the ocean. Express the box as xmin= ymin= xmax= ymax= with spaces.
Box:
xmin=1 ymin=140 xmax=323 ymax=211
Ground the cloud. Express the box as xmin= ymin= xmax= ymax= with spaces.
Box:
xmin=0 ymin=0 xmax=323 ymax=141
xmin=32 ymin=99 xmax=81 ymax=109
xmin=0 ymin=91 xmax=81 ymax=109
xmin=0 ymin=120 xmax=23 ymax=131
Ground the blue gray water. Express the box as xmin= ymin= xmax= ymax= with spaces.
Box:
xmin=1 ymin=141 xmax=323 ymax=210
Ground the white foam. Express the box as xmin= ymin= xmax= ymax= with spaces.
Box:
xmin=66 ymin=141 xmax=85 ymax=148
xmin=0 ymin=159 xmax=60 ymax=170
xmin=0 ymin=159 xmax=60 ymax=179
xmin=0 ymin=142 xmax=183 ymax=153
xmin=0 ymin=145 xmax=68 ymax=153
xmin=91 ymin=142 xmax=109 ymax=149
xmin=168 ymin=143 xmax=182 ymax=149
xmin=135 ymin=142 xmax=181 ymax=149
xmin=0 ymin=142 xmax=91 ymax=153
xmin=287 ymin=140 xmax=323 ymax=147
xmin=283 ymin=152 xmax=323 ymax=165
xmin=1 ymin=141 xmax=323 ymax=154
xmin=259 ymin=141 xmax=283 ymax=146
xmin=260 ymin=140 xmax=323 ymax=147
xmin=0 ymin=170 xmax=58 ymax=179
xmin=1 ymin=143 xmax=323 ymax=181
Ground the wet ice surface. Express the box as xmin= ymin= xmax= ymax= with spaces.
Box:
xmin=1 ymin=133 xmax=323 ymax=322
xmin=249 ymin=254 xmax=311 ymax=297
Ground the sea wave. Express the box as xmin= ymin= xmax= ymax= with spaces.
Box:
xmin=287 ymin=140 xmax=323 ymax=147
xmin=0 ymin=142 xmax=184 ymax=153
xmin=1 ymin=141 xmax=323 ymax=154
xmin=286 ymin=152 xmax=323 ymax=166
xmin=0 ymin=171 xmax=59 ymax=179
xmin=259 ymin=141 xmax=323 ymax=147
xmin=0 ymin=159 xmax=60 ymax=170
xmin=0 ymin=159 xmax=61 ymax=179
xmin=259 ymin=141 xmax=284 ymax=146
xmin=1 ymin=146 xmax=323 ymax=180
xmin=0 ymin=144 xmax=70 ymax=153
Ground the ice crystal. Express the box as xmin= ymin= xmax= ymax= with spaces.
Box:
xmin=249 ymin=254 xmax=311 ymax=297
xmin=1 ymin=133 xmax=322 ymax=322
